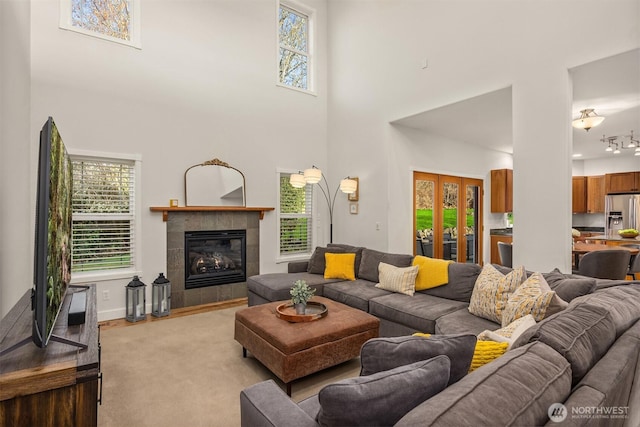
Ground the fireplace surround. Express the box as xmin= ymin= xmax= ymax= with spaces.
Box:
xmin=159 ymin=208 xmax=267 ymax=308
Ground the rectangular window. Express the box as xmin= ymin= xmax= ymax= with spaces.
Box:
xmin=59 ymin=0 xmax=141 ymax=48
xmin=71 ymin=155 xmax=138 ymax=275
xmin=278 ymin=172 xmax=313 ymax=258
xmin=277 ymin=1 xmax=314 ymax=93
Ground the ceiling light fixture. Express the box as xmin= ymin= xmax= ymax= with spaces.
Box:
xmin=600 ymin=131 xmax=638 ymax=155
xmin=572 ymin=108 xmax=605 ymax=131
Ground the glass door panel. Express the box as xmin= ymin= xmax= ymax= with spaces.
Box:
xmin=441 ymin=180 xmax=458 ymax=261
xmin=464 ymin=182 xmax=481 ymax=264
xmin=414 ymin=173 xmax=436 ymax=257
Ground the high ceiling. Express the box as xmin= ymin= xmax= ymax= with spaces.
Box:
xmin=391 ymin=49 xmax=640 ymax=161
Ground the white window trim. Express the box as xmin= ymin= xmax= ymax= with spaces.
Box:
xmin=276 ymin=168 xmax=315 ymax=263
xmin=67 ymin=149 xmax=143 ymax=284
xmin=59 ymin=0 xmax=142 ymax=49
xmin=276 ymin=0 xmax=316 ymax=96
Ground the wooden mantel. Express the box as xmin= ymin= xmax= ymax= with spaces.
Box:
xmin=150 ymin=206 xmax=275 ymax=222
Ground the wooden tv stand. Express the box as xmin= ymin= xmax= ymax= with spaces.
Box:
xmin=0 ymin=286 xmax=100 ymax=426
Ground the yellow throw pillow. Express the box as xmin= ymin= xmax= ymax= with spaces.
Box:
xmin=412 ymin=256 xmax=453 ymax=291
xmin=375 ymin=262 xmax=419 ymax=296
xmin=468 ymin=264 xmax=526 ymax=324
xmin=501 ymin=272 xmax=567 ymax=327
xmin=468 ymin=341 xmax=509 ymax=372
xmin=324 ymin=253 xmax=356 ymax=280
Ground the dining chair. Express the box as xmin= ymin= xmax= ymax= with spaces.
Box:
xmin=577 ymin=250 xmax=632 ymax=280
xmin=497 ymin=242 xmax=512 ymax=268
xmin=621 ymin=244 xmax=640 ymax=280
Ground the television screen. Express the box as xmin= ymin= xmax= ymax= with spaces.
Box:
xmin=32 ymin=117 xmax=73 ymax=348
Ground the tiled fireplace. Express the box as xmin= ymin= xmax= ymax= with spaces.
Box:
xmin=163 ymin=209 xmax=261 ymax=308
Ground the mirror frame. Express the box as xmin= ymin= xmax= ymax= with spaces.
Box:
xmin=184 ymin=158 xmax=246 ymax=207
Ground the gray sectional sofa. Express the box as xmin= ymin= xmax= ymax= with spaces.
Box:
xmin=242 ymin=244 xmax=640 ymax=426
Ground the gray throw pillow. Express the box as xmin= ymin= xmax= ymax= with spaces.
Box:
xmin=307 ymin=246 xmax=346 ymax=274
xmin=317 ymin=356 xmax=450 ymax=427
xmin=358 ymin=248 xmax=413 ymax=283
xmin=418 ymin=263 xmax=482 ymax=303
xmin=543 ymin=268 xmax=596 ymax=302
xmin=359 ymin=334 xmax=476 ymax=385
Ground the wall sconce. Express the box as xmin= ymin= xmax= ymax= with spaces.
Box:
xmin=290 ymin=166 xmax=358 ymax=242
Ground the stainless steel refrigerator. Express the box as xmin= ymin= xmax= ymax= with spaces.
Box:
xmin=605 ymin=194 xmax=640 ymax=237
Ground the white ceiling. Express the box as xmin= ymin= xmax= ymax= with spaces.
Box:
xmin=391 ymin=48 xmax=640 ymax=161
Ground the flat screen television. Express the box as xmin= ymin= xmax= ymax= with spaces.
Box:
xmin=31 ymin=117 xmax=74 ymax=348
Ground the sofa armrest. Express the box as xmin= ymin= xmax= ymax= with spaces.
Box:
xmin=240 ymin=380 xmax=318 ymax=427
xmin=288 ymin=261 xmax=309 ymax=273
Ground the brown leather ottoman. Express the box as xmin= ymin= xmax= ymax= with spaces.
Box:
xmin=234 ymin=296 xmax=379 ymax=395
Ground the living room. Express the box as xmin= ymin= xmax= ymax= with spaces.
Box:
xmin=1 ymin=0 xmax=639 ymax=321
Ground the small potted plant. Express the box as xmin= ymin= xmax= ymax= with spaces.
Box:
xmin=290 ymin=279 xmax=315 ymax=314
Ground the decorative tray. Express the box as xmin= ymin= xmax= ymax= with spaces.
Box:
xmin=275 ymin=301 xmax=328 ymax=323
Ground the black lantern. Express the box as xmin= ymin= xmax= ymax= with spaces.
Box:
xmin=151 ymin=273 xmax=171 ymax=318
xmin=126 ymin=275 xmax=146 ymax=322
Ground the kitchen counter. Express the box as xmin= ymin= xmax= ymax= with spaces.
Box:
xmin=490 ymin=228 xmax=513 ymax=236
xmin=582 ymin=235 xmax=640 ymax=243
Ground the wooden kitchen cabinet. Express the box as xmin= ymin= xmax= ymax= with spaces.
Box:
xmin=491 ymin=169 xmax=513 ymax=213
xmin=572 ymin=176 xmax=587 ymax=213
xmin=586 ymin=175 xmax=605 ymax=213
xmin=605 ymin=171 xmax=640 ymax=193
xmin=490 ymin=234 xmax=513 ymax=264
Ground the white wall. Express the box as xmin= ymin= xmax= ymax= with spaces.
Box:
xmin=327 ymin=0 xmax=639 ymax=272
xmin=0 ymin=0 xmax=32 ymax=318
xmin=14 ymin=0 xmax=329 ymax=320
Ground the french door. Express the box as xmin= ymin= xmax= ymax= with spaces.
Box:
xmin=414 ymin=172 xmax=483 ymax=264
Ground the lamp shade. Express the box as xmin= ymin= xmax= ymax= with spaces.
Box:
xmin=289 ymin=173 xmax=307 ymax=188
xmin=304 ymin=168 xmax=322 ymax=184
xmin=340 ymin=178 xmax=358 ymax=194
xmin=572 ymin=109 xmax=605 ymax=131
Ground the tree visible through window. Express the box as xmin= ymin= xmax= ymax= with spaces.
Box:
xmin=71 ymin=157 xmax=136 ymax=273
xmin=278 ymin=2 xmax=312 ymax=91
xmin=72 ymin=0 xmax=130 ymax=41
xmin=279 ymin=173 xmax=313 ymax=256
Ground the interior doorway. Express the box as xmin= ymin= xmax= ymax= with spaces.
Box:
xmin=414 ymin=172 xmax=483 ymax=264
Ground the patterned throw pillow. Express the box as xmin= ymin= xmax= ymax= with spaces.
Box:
xmin=501 ymin=272 xmax=568 ymax=327
xmin=468 ymin=340 xmax=509 ymax=372
xmin=478 ymin=314 xmax=536 ymax=349
xmin=375 ymin=262 xmax=419 ymax=296
xmin=324 ymin=253 xmax=356 ymax=280
xmin=468 ymin=264 xmax=526 ymax=323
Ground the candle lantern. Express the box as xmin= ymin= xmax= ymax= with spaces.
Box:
xmin=126 ymin=275 xmax=147 ymax=322
xmin=151 ymin=273 xmax=171 ymax=317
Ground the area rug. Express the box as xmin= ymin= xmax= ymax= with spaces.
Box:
xmin=98 ymin=305 xmax=360 ymax=427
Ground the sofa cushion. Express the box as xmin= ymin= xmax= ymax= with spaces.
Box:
xmin=468 ymin=264 xmax=526 ymax=323
xmin=317 ymin=356 xmax=450 ymax=427
xmin=374 ymin=262 xmax=419 ymax=296
xmin=501 ymin=272 xmax=567 ymax=326
xmin=543 ymin=268 xmax=597 ymax=302
xmin=360 ymin=334 xmax=476 ymax=384
xmin=574 ymin=284 xmax=640 ymax=337
xmin=323 ymin=280 xmax=391 ymax=312
xmin=395 ymin=341 xmax=572 ymax=427
xmin=412 ymin=256 xmax=453 ymax=290
xmin=327 ymin=243 xmax=365 ymax=276
xmin=478 ymin=314 xmax=537 ymax=350
xmin=307 ymin=246 xmax=346 ymax=274
xmin=358 ymin=248 xmax=413 ymax=283
xmin=511 ymin=302 xmax=617 ymax=385
xmin=468 ymin=340 xmax=509 ymax=372
xmin=435 ymin=308 xmax=501 ymax=336
xmin=369 ymin=293 xmax=468 ymax=334
xmin=323 ymin=253 xmax=356 ymax=280
xmin=418 ymin=262 xmax=482 ymax=303
xmin=247 ymin=272 xmax=340 ymax=302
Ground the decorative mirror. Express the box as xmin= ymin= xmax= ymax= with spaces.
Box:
xmin=184 ymin=158 xmax=246 ymax=207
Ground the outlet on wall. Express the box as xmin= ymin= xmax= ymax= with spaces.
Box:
xmin=102 ymin=290 xmax=110 ymax=301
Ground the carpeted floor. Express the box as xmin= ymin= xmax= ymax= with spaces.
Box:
xmin=98 ymin=305 xmax=361 ymax=427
